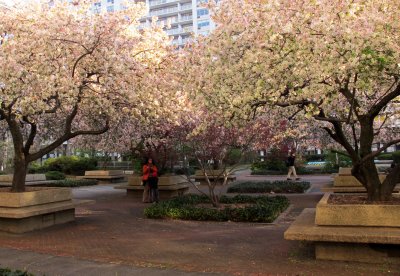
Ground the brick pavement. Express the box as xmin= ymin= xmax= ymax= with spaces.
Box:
xmin=0 ymin=172 xmax=398 ymax=275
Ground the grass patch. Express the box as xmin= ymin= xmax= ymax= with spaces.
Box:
xmin=44 ymin=179 xmax=98 ymax=187
xmin=227 ymin=181 xmax=310 ymax=194
xmin=144 ymin=194 xmax=289 ymax=222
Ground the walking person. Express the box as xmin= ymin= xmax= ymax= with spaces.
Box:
xmin=142 ymin=158 xmax=159 ymax=203
xmin=286 ymin=152 xmax=300 ymax=181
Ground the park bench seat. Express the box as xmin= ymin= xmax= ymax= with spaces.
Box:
xmin=0 ymin=174 xmax=60 ymax=187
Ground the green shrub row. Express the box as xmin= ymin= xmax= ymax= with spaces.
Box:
xmin=45 ymin=171 xmax=66 ymax=180
xmin=44 ymin=179 xmax=98 ymax=187
xmin=376 ymin=151 xmax=400 ymax=163
xmin=29 ymin=156 xmax=97 ymax=175
xmin=227 ymin=181 xmax=310 ymax=194
xmin=0 ymin=268 xmax=33 ymax=276
xmin=144 ymin=194 xmax=290 ymax=222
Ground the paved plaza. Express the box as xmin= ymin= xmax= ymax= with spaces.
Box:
xmin=0 ymin=171 xmax=398 ymax=275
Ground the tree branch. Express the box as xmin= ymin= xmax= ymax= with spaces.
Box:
xmin=369 ymin=82 xmax=400 ymax=118
xmin=22 ymin=116 xmax=37 ymax=155
xmin=360 ymin=138 xmax=400 ymax=164
xmin=27 ymin=119 xmax=109 ymax=162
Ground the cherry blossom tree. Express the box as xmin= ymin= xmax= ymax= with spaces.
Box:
xmin=0 ymin=0 xmax=172 ymax=191
xmin=182 ymin=0 xmax=400 ymax=201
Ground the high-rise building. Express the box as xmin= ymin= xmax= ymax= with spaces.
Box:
xmin=93 ymin=0 xmax=215 ymax=46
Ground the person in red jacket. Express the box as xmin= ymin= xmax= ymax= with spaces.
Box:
xmin=142 ymin=158 xmax=159 ymax=203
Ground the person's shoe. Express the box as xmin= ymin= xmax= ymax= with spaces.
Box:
xmin=287 ymin=178 xmax=292 ymax=181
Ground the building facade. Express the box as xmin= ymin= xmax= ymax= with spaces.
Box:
xmin=93 ymin=0 xmax=215 ymax=46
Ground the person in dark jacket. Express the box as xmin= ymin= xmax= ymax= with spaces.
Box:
xmin=286 ymin=152 xmax=300 ymax=180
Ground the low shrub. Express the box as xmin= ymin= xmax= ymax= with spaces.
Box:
xmin=144 ymin=194 xmax=290 ymax=222
xmin=45 ymin=171 xmax=66 ymax=180
xmin=227 ymin=181 xmax=310 ymax=194
xmin=28 ymin=156 xmax=98 ymax=175
xmin=0 ymin=268 xmax=33 ymax=276
xmin=303 ymin=154 xmax=325 ymax=162
xmin=251 ymin=160 xmax=286 ymax=174
xmin=44 ymin=156 xmax=97 ymax=175
xmin=44 ymin=179 xmax=98 ymax=187
xmin=376 ymin=150 xmax=400 ymax=161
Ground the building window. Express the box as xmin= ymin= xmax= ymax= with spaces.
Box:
xmin=107 ymin=5 xmax=114 ymax=12
xmin=197 ymin=9 xmax=209 ymax=17
xmin=198 ymin=21 xmax=210 ymax=29
xmin=93 ymin=2 xmax=101 ymax=13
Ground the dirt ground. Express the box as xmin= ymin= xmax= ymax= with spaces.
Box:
xmin=0 ymin=173 xmax=398 ymax=275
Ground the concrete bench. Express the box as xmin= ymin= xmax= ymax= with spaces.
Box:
xmin=0 ymin=174 xmax=60 ymax=187
xmin=0 ymin=187 xmax=93 ymax=233
xmin=321 ymin=183 xmax=400 ymax=193
xmin=82 ymin=170 xmax=125 ymax=183
xmin=191 ymin=170 xmax=236 ymax=185
xmin=115 ymin=175 xmax=190 ymax=200
xmin=322 ymin=167 xmax=392 ymax=193
xmin=284 ymin=208 xmax=400 ymax=264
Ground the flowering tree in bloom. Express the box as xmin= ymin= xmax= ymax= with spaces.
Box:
xmin=176 ymin=110 xmax=272 ymax=207
xmin=0 ymin=0 xmax=172 ymax=191
xmin=183 ymin=0 xmax=400 ymax=201
xmin=73 ymin=62 xmax=192 ymax=173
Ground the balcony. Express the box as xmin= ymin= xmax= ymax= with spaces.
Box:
xmin=149 ymin=0 xmax=178 ymax=7
xmin=181 ymin=26 xmax=193 ymax=33
xmin=149 ymin=6 xmax=179 ymax=16
xmin=180 ymin=3 xmax=192 ymax=11
xmin=166 ymin=28 xmax=181 ymax=35
xmin=180 ymin=15 xmax=193 ymax=22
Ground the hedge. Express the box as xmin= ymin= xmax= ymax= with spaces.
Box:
xmin=44 ymin=179 xmax=98 ymax=187
xmin=0 ymin=268 xmax=33 ymax=276
xmin=144 ymin=194 xmax=290 ymax=222
xmin=29 ymin=156 xmax=97 ymax=175
xmin=45 ymin=171 xmax=66 ymax=180
xmin=227 ymin=181 xmax=310 ymax=194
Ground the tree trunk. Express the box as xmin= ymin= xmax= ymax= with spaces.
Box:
xmin=12 ymin=151 xmax=28 ymax=192
xmin=358 ymin=158 xmax=381 ymax=201
xmin=7 ymin=116 xmax=28 ymax=192
xmin=381 ymin=164 xmax=400 ymax=201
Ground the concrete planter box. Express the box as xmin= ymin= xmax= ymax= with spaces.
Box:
xmin=315 ymin=193 xmax=400 ymax=227
xmin=334 ymin=175 xmax=386 ymax=187
xmin=84 ymin=170 xmax=124 ymax=176
xmin=0 ymin=187 xmax=72 ymax=208
xmin=0 ymin=174 xmax=47 ymax=183
xmin=0 ymin=188 xmax=92 ymax=233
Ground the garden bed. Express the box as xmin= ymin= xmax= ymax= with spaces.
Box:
xmin=227 ymin=181 xmax=310 ymax=194
xmin=144 ymin=194 xmax=290 ymax=222
xmin=40 ymin=179 xmax=98 ymax=187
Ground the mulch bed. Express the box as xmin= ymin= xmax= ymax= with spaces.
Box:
xmin=328 ymin=194 xmax=400 ymax=205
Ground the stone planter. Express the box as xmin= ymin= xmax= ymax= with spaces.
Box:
xmin=83 ymin=170 xmax=125 ymax=183
xmin=315 ymin=193 xmax=400 ymax=227
xmin=0 ymin=174 xmax=48 ymax=182
xmin=0 ymin=187 xmax=71 ymax=208
xmin=128 ymin=175 xmax=188 ymax=186
xmin=0 ymin=187 xmax=92 ymax=233
xmin=85 ymin=170 xmax=124 ymax=176
xmin=116 ymin=175 xmax=190 ymax=200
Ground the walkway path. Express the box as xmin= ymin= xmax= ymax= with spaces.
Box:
xmin=0 ymin=171 xmax=397 ymax=275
